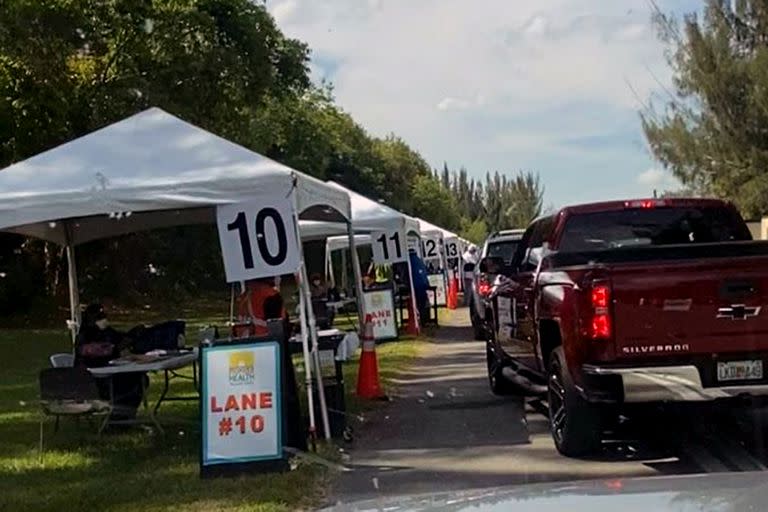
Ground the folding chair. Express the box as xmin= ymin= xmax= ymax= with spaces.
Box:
xmin=38 ymin=367 xmax=112 ymax=457
xmin=49 ymin=353 xmax=74 ymax=368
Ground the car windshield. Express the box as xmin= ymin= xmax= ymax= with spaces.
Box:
xmin=486 ymin=241 xmax=520 ymax=264
xmin=558 ymin=207 xmax=752 ymax=252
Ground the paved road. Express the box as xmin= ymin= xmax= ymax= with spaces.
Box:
xmin=331 ymin=307 xmax=751 ymax=503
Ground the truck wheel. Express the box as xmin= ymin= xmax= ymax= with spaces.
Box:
xmin=548 ymin=347 xmax=602 ymax=457
xmin=486 ymin=346 xmax=515 ymax=395
xmin=471 ymin=310 xmax=485 ymax=340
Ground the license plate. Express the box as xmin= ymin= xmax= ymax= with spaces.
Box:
xmin=717 ymin=360 xmax=763 ymax=382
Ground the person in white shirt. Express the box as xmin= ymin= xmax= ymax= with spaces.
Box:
xmin=462 ymin=244 xmax=479 ymax=306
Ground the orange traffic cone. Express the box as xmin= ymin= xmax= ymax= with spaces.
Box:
xmin=405 ymin=296 xmax=420 ymax=335
xmin=357 ymin=315 xmax=384 ymax=399
xmin=447 ymin=276 xmax=457 ymax=310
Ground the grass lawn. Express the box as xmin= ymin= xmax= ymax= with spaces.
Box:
xmin=0 ymin=313 xmax=422 ymax=511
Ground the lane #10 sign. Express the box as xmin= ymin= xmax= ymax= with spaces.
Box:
xmin=216 ymin=196 xmax=300 ymax=283
xmin=202 ymin=341 xmax=282 ymax=466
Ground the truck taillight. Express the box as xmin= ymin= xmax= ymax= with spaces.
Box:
xmin=477 ymin=278 xmax=492 ymax=297
xmin=589 ymin=283 xmax=612 ymax=340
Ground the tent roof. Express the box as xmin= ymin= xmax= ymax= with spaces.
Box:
xmin=0 ymin=108 xmax=351 ymax=245
xmin=326 ymin=234 xmax=371 ymax=252
xmin=416 ymin=218 xmax=457 ymax=240
xmin=299 ymin=181 xmax=421 ymax=239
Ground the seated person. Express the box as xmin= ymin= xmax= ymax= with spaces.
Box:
xmin=75 ymin=303 xmax=147 ymax=419
xmin=234 ymin=277 xmax=290 ymax=338
xmin=310 ymin=273 xmax=329 ymax=299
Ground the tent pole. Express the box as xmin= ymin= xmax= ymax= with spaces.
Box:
xmin=289 ymin=212 xmax=317 ymax=443
xmin=64 ymin=228 xmax=81 ymax=350
xmin=325 ymin=241 xmax=335 ymax=289
xmin=291 ymin=195 xmax=331 ymax=442
xmin=229 ymin=284 xmax=235 ymax=323
xmin=347 ymin=224 xmax=366 ymax=328
xmin=296 ymin=275 xmax=318 ymax=441
xmin=340 ymin=249 xmax=348 ymax=295
xmin=405 ymin=230 xmax=420 ymax=333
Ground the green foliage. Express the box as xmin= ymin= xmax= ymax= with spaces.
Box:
xmin=437 ymin=165 xmax=544 ymax=237
xmin=643 ymin=0 xmax=768 ymax=217
xmin=410 ymin=174 xmax=462 ymax=231
xmin=459 ymin=217 xmax=488 ymax=244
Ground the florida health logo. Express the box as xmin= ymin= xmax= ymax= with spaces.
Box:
xmin=228 ymin=351 xmax=255 ymax=386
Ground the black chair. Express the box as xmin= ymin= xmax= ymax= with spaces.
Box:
xmin=38 ymin=367 xmax=112 ymax=457
xmin=311 ymin=299 xmax=333 ymax=330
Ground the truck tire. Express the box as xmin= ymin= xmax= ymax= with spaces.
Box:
xmin=548 ymin=347 xmax=602 ymax=457
xmin=471 ymin=309 xmax=485 ymax=340
xmin=486 ymin=346 xmax=516 ymax=395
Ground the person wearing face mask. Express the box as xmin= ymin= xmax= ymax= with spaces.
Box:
xmin=75 ymin=303 xmax=147 ymax=419
xmin=309 ymin=273 xmax=328 ymax=300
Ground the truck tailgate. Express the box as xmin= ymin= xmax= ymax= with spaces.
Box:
xmin=611 ymin=254 xmax=768 ymax=360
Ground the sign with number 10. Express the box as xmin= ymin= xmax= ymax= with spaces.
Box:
xmin=371 ymin=229 xmax=407 ymax=264
xmin=216 ymin=197 xmax=300 ymax=283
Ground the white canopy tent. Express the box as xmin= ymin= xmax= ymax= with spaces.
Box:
xmin=0 ymin=107 xmax=354 ymax=440
xmin=416 ymin=218 xmax=458 ymax=241
xmin=300 ymin=181 xmax=424 ymax=331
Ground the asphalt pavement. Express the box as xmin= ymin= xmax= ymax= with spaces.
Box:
xmin=330 ymin=307 xmax=713 ymax=504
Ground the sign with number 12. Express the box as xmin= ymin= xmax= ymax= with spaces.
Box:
xmin=216 ymin=196 xmax=300 ymax=283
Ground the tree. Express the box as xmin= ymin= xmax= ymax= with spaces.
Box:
xmin=642 ymin=0 xmax=768 ymax=217
xmin=460 ymin=218 xmax=488 ymax=244
xmin=410 ymin=174 xmax=461 ymax=231
xmin=0 ymin=0 xmax=314 ymax=312
xmin=505 ymin=171 xmax=544 ymax=227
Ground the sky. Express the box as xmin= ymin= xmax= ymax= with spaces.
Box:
xmin=266 ymin=0 xmax=703 ymax=209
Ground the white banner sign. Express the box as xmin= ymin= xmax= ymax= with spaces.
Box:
xmin=202 ymin=342 xmax=282 ymax=466
xmin=444 ymin=237 xmax=460 ymax=260
xmin=216 ymin=196 xmax=300 ymax=283
xmin=363 ymin=289 xmax=398 ymax=340
xmin=371 ymin=230 xmax=407 ymax=264
xmin=421 ymin=236 xmax=442 ymax=261
xmin=428 ymin=273 xmax=447 ymax=307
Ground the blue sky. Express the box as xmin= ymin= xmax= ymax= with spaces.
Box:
xmin=267 ymin=0 xmax=704 ymax=209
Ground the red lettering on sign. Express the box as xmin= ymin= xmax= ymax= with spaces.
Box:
xmin=225 ymin=394 xmax=239 ymax=412
xmin=260 ymin=392 xmax=273 ymax=409
xmin=241 ymin=393 xmax=257 ymax=410
xmin=210 ymin=396 xmax=223 ymax=413
xmin=251 ymin=415 xmax=265 ymax=433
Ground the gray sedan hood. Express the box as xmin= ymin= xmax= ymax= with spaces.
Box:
xmin=324 ymin=471 xmax=767 ymax=511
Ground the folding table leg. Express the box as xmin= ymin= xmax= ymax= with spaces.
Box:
xmin=38 ymin=417 xmax=44 ymax=462
xmin=153 ymin=370 xmax=171 ymax=416
xmin=145 ymin=376 xmax=164 ymax=435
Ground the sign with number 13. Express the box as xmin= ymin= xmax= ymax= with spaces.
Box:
xmin=216 ymin=196 xmax=301 ymax=283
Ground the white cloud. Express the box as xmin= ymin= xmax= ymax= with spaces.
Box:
xmin=267 ymin=0 xmax=681 ymax=206
xmin=271 ymin=0 xmax=298 ymax=24
xmin=436 ymin=94 xmax=485 ymax=112
xmin=637 ymin=167 xmax=676 ymax=187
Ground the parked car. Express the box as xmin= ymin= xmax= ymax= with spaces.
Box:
xmin=468 ymin=229 xmax=524 ymax=340
xmin=485 ymin=198 xmax=768 ymax=456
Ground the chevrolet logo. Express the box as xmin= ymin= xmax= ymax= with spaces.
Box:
xmin=717 ymin=304 xmax=761 ymax=320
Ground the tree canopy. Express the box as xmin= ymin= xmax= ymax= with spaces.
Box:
xmin=643 ymin=0 xmax=768 ymax=218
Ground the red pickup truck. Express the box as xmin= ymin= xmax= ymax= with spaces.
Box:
xmin=485 ymin=198 xmax=768 ymax=456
